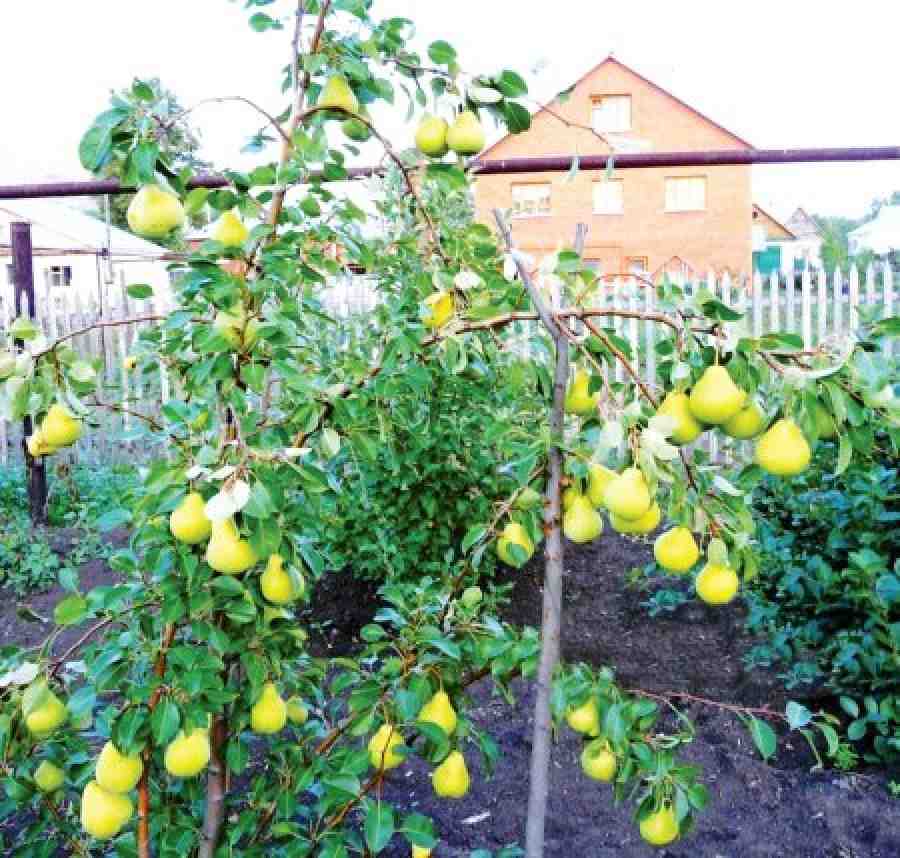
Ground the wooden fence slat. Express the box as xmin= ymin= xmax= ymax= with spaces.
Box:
xmin=801 ymin=266 xmax=813 ymax=350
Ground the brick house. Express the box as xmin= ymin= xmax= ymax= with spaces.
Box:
xmin=474 ymin=56 xmax=755 ymax=278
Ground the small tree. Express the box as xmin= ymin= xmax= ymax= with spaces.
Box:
xmin=1 ymin=2 xmax=897 ymax=857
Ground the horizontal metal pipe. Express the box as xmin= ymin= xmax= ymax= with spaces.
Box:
xmin=0 ymin=146 xmax=898 ymax=200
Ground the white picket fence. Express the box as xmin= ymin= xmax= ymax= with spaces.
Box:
xmin=0 ymin=264 xmax=896 ymax=466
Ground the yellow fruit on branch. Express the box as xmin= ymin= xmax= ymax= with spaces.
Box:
xmin=562 ymin=485 xmax=580 ymax=511
xmin=169 ymin=491 xmax=212 ymax=545
xmin=811 ymin=401 xmax=836 ymax=439
xmin=81 ymin=780 xmax=133 ymax=840
xmin=418 ymin=690 xmax=458 ymax=737
xmin=34 ymin=760 xmax=65 ymax=793
xmin=446 ymin=111 xmax=485 ymax=155
xmin=496 ymin=521 xmax=534 ymax=568
xmin=695 ymin=562 xmax=740 ymax=606
xmin=317 ymin=75 xmax=360 ymax=114
xmin=368 ymin=723 xmax=405 ymax=770
xmin=95 ymin=741 xmax=143 ymax=794
xmin=412 ymin=846 xmax=433 ymax=858
xmin=722 ymin=399 xmax=767 ymax=439
xmin=206 ymin=518 xmax=258 ymax=575
xmin=26 ymin=428 xmax=56 ymax=459
xmin=213 ymin=305 xmax=259 ymax=351
xmin=580 ymin=739 xmax=617 ymax=782
xmin=565 ymin=698 xmax=601 ymax=737
xmin=564 ymin=369 xmax=600 ymax=416
xmin=286 ymin=697 xmax=309 ymax=726
xmin=653 ymin=527 xmax=700 ymax=573
xmin=563 ymin=495 xmax=603 ymax=543
xmin=639 ymin=804 xmax=679 ymax=847
xmin=23 ymin=683 xmax=68 ymax=737
xmin=211 ymin=209 xmax=250 ymax=248
xmin=422 ymin=291 xmax=455 ymax=329
xmin=251 ymin=682 xmax=288 ymax=734
xmin=586 ymin=464 xmax=616 ymax=507
xmin=164 ymin=728 xmax=211 ymax=778
xmin=754 ymin=418 xmax=811 ymax=476
xmin=656 ymin=391 xmax=703 ymax=444
xmin=431 ymin=750 xmax=470 ymax=798
xmin=122 ymin=355 xmax=138 ymax=372
xmin=415 ymin=115 xmax=450 ymax=157
xmin=126 ymin=185 xmax=185 ymax=239
xmin=41 ymin=403 xmax=82 ymax=448
xmin=603 ymin=468 xmax=652 ymax=522
xmin=260 ymin=554 xmax=304 ymax=605
xmin=610 ymin=502 xmax=660 ymax=536
xmin=688 ymin=365 xmax=747 ymax=425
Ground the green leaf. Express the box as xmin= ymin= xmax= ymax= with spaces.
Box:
xmin=501 ymin=101 xmax=531 ymax=134
xmin=745 ymin=716 xmax=777 ymax=761
xmin=127 ymin=283 xmax=153 ymax=300
xmin=364 ymin=802 xmax=395 ymax=853
xmin=54 ymin=594 xmax=88 ymax=627
xmin=151 ymin=699 xmax=180 ymax=745
xmin=495 ymin=70 xmax=528 ymax=98
xmin=249 ymin=12 xmax=282 ymax=31
xmin=96 ymin=508 xmax=132 ymax=532
xmin=462 ymin=524 xmax=487 ymax=553
xmin=835 ymin=434 xmax=852 ymax=475
xmin=427 ymin=40 xmax=457 ymax=65
xmin=785 ymin=701 xmax=812 ymax=730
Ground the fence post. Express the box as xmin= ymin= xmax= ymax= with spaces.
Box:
xmin=11 ymin=222 xmax=48 ymax=525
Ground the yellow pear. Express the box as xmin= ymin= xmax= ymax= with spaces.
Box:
xmin=754 ymin=418 xmax=811 ymax=477
xmin=563 ymin=495 xmax=603 ymax=543
xmin=41 ymin=404 xmax=82 ymax=447
xmin=122 ymin=355 xmax=138 ymax=371
xmin=412 ymin=846 xmax=433 ymax=858
xmin=164 ymin=728 xmax=210 ymax=778
xmin=696 ymin=562 xmax=740 ymax=606
xmin=496 ymin=521 xmax=534 ymax=568
xmin=431 ymin=750 xmax=470 ymax=798
xmin=565 ymin=698 xmax=600 ymax=737
xmin=610 ymin=502 xmax=661 ymax=536
xmin=260 ymin=554 xmax=304 ymax=605
xmin=562 ymin=486 xmax=581 ymax=511
xmin=169 ymin=492 xmax=212 ymax=545
xmin=95 ymin=741 xmax=143 ymax=794
xmin=24 ymin=687 xmax=68 ymax=737
xmin=587 ymin=464 xmax=616 ymax=508
xmin=656 ymin=392 xmax=703 ymax=444
xmin=812 ymin=401 xmax=836 ymax=440
xmin=564 ymin=369 xmax=600 ymax=416
xmin=639 ymin=805 xmax=679 ymax=847
xmin=286 ymin=697 xmax=309 ymax=726
xmin=126 ymin=185 xmax=185 ymax=239
xmin=26 ymin=428 xmax=56 ymax=458
xmin=251 ymin=682 xmax=287 ymax=734
xmin=213 ymin=305 xmax=259 ymax=350
xmin=34 ymin=760 xmax=65 ymax=793
xmin=81 ymin=780 xmax=133 ymax=840
xmin=603 ymin=468 xmax=652 ymax=522
xmin=368 ymin=723 xmax=405 ymax=770
xmin=211 ymin=210 xmax=249 ymax=248
xmin=318 ymin=75 xmax=359 ymax=114
xmin=653 ymin=527 xmax=700 ymax=574
xmin=688 ymin=366 xmax=747 ymax=425
xmin=722 ymin=399 xmax=768 ymax=439
xmin=423 ymin=291 xmax=455 ymax=329
xmin=418 ymin=690 xmax=458 ymax=736
xmin=447 ymin=111 xmax=486 ymax=155
xmin=415 ymin=115 xmax=450 ymax=157
xmin=206 ymin=518 xmax=258 ymax=575
xmin=581 ymin=740 xmax=617 ymax=783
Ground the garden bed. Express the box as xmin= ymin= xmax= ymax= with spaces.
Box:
xmin=2 ymin=528 xmax=896 ymax=857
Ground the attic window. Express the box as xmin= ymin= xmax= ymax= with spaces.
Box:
xmin=591 ymin=95 xmax=631 ymax=133
xmin=511 ymin=183 xmax=551 ymax=218
xmin=48 ymin=265 xmax=73 ymax=288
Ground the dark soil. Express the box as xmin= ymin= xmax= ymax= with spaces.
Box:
xmin=3 ymin=528 xmax=898 ymax=857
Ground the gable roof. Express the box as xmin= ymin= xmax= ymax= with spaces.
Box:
xmin=785 ymin=207 xmax=822 ymax=239
xmin=753 ymin=204 xmax=796 ymax=240
xmin=482 ymin=55 xmax=754 ymax=158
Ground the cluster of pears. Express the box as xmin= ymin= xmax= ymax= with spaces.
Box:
xmin=81 ymin=742 xmax=143 ymax=840
xmin=127 ymin=185 xmax=185 ymax=239
xmin=367 ymin=689 xmax=471 ymax=799
xmin=26 ymin=684 xmax=69 ymax=811
xmin=27 ymin=403 xmax=83 ymax=459
xmin=656 ymin=365 xmax=812 ymax=477
xmin=654 ymin=527 xmax=739 ymax=605
xmin=415 ymin=110 xmax=486 ymax=158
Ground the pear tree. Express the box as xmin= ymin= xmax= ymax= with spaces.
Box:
xmin=0 ymin=1 xmax=898 ymax=857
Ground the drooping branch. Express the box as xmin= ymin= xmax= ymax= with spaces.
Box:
xmin=32 ymin=315 xmax=167 ymax=358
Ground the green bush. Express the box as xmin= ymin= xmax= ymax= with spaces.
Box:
xmin=745 ymin=441 xmax=900 ymax=762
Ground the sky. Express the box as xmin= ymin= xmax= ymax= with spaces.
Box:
xmin=2 ymin=0 xmax=899 ymax=221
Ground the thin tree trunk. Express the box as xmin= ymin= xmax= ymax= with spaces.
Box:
xmin=198 ymin=714 xmax=228 ymax=858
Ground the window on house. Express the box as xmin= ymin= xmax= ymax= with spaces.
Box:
xmin=48 ymin=265 xmax=73 ymax=287
xmin=5 ymin=264 xmax=14 ymax=285
xmin=665 ymin=177 xmax=707 ymax=212
xmin=626 ymin=256 xmax=649 ymax=275
xmin=593 ymin=180 xmax=624 ymax=215
xmin=591 ymin=95 xmax=632 ymax=133
xmin=511 ymin=183 xmax=551 ymax=218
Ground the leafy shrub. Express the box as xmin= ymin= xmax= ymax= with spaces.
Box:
xmin=745 ymin=441 xmax=900 ymax=762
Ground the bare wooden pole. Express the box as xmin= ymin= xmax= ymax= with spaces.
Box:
xmin=11 ymin=222 xmax=48 ymax=525
xmin=494 ymin=210 xmax=587 ymax=858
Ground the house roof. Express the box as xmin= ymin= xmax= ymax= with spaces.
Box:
xmin=753 ymin=204 xmax=796 ymax=240
xmin=0 ymin=200 xmax=166 ymax=258
xmin=849 ymin=205 xmax=900 ymax=254
xmin=784 ymin=207 xmax=822 ymax=239
xmin=481 ymin=55 xmax=754 ymax=158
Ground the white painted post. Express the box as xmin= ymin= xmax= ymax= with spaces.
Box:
xmin=833 ymin=267 xmax=843 ymax=334
xmin=801 ymin=266 xmax=812 ymax=350
xmin=865 ymin=264 xmax=877 ymax=312
xmin=612 ymin=277 xmax=624 ymax=384
xmin=752 ymin=271 xmax=763 ymax=337
xmin=816 ymin=268 xmax=827 ymax=346
xmin=627 ymin=276 xmax=639 ymax=379
xmin=784 ymin=269 xmax=796 ymax=333
xmin=769 ymin=271 xmax=780 ymax=332
xmin=883 ymin=264 xmax=895 ymax=358
xmin=848 ymin=264 xmax=860 ymax=330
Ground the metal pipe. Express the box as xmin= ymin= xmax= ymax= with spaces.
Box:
xmin=1 ymin=146 xmax=898 ymax=200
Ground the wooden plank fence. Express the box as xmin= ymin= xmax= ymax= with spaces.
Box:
xmin=0 ymin=265 xmax=896 ymax=466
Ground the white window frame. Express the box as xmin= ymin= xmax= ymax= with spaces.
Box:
xmin=593 ymin=179 xmax=624 ymax=215
xmin=511 ymin=183 xmax=551 ymax=219
xmin=591 ymin=95 xmax=632 ymax=134
xmin=626 ymin=256 xmax=649 ymax=275
xmin=48 ymin=265 xmax=73 ymax=288
xmin=665 ymin=177 xmax=707 ymax=213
